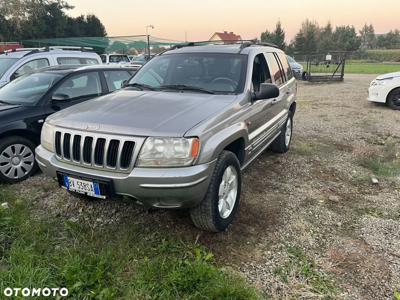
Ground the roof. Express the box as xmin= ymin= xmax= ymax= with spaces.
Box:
xmin=0 ymin=48 xmax=99 ymax=59
xmin=37 ymin=64 xmax=138 ymax=75
xmin=165 ymin=43 xmax=282 ymax=55
xmin=210 ymin=31 xmax=242 ymax=41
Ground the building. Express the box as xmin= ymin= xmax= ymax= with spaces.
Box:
xmin=209 ymin=31 xmax=242 ymax=43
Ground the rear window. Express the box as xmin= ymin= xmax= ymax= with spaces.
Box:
xmin=276 ymin=53 xmax=293 ymax=80
xmin=109 ymin=55 xmax=130 ymax=63
xmin=265 ymin=53 xmax=285 ymax=86
xmin=57 ymin=57 xmax=99 ymax=65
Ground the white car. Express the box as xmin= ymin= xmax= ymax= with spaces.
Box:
xmin=100 ymin=53 xmax=130 ymax=64
xmin=0 ymin=47 xmax=101 ymax=88
xmin=368 ymin=72 xmax=400 ymax=110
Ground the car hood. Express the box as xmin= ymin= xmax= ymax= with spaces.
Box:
xmin=290 ymin=62 xmax=303 ymax=70
xmin=0 ymin=104 xmax=21 ymax=113
xmin=48 ymin=89 xmax=237 ymax=137
xmin=376 ymin=72 xmax=400 ymax=80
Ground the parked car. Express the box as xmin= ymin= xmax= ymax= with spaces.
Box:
xmin=130 ymin=54 xmax=154 ymax=68
xmin=0 ymin=47 xmax=101 ymax=88
xmin=368 ymin=72 xmax=400 ymax=110
xmin=36 ymin=42 xmax=297 ymax=232
xmin=287 ymin=55 xmax=304 ymax=80
xmin=0 ymin=65 xmax=136 ymax=183
xmin=100 ymin=53 xmax=130 ymax=64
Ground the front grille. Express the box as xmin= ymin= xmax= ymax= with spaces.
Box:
xmin=54 ymin=130 xmax=137 ymax=171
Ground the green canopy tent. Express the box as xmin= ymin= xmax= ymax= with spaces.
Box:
xmin=22 ymin=35 xmax=183 ymax=54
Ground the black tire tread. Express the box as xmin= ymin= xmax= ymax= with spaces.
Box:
xmin=270 ymin=112 xmax=293 ymax=154
xmin=0 ymin=136 xmax=38 ymax=183
xmin=190 ymin=151 xmax=240 ymax=232
xmin=387 ymin=88 xmax=400 ymax=110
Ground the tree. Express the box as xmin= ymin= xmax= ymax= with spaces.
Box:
xmin=377 ymin=30 xmax=400 ymax=49
xmin=318 ymin=22 xmax=334 ymax=53
xmin=0 ymin=0 xmax=107 ymax=41
xmin=359 ymin=24 xmax=376 ymax=49
xmin=260 ymin=21 xmax=286 ymax=49
xmin=292 ymin=19 xmax=320 ymax=54
xmin=332 ymin=25 xmax=361 ymax=51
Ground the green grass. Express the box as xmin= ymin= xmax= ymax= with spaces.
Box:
xmin=274 ymin=246 xmax=337 ymax=298
xmin=0 ymin=186 xmax=261 ymax=300
xmin=301 ymin=61 xmax=400 ymax=74
xmin=358 ymin=143 xmax=400 ymax=177
xmin=345 ymin=63 xmax=400 ymax=74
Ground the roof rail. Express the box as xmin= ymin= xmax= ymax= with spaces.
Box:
xmin=0 ymin=46 xmax=94 ymax=56
xmin=164 ymin=40 xmax=280 ymax=54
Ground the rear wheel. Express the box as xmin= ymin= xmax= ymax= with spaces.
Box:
xmin=190 ymin=151 xmax=241 ymax=232
xmin=387 ymin=88 xmax=400 ymax=110
xmin=270 ymin=112 xmax=293 ymax=153
xmin=0 ymin=136 xmax=38 ymax=183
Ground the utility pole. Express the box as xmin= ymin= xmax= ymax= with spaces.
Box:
xmin=146 ymin=25 xmax=154 ymax=57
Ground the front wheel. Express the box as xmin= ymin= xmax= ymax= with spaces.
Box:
xmin=190 ymin=151 xmax=241 ymax=232
xmin=387 ymin=88 xmax=400 ymax=110
xmin=0 ymin=136 xmax=38 ymax=183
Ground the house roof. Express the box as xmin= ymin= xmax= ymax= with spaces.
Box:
xmin=210 ymin=31 xmax=242 ymax=41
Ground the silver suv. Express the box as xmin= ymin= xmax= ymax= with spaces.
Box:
xmin=0 ymin=47 xmax=101 ymax=87
xmin=36 ymin=42 xmax=297 ymax=232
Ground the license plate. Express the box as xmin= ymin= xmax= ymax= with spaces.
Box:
xmin=62 ymin=176 xmax=105 ymax=199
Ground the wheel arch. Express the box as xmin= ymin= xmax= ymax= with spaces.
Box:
xmin=386 ymin=87 xmax=400 ymax=103
xmin=0 ymin=129 xmax=40 ymax=145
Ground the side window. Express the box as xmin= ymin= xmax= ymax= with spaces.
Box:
xmin=13 ymin=58 xmax=49 ymax=79
xmin=265 ymin=53 xmax=285 ymax=86
xmin=276 ymin=53 xmax=293 ymax=80
xmin=53 ymin=72 xmax=102 ymax=100
xmin=57 ymin=57 xmax=81 ymax=65
xmin=104 ymin=70 xmax=132 ymax=92
xmin=251 ymin=54 xmax=272 ymax=92
xmin=82 ymin=58 xmax=99 ymax=65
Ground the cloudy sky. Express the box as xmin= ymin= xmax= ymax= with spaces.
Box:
xmin=68 ymin=0 xmax=400 ymax=41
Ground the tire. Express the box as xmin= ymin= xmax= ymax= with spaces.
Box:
xmin=387 ymin=88 xmax=400 ymax=110
xmin=0 ymin=136 xmax=38 ymax=183
xmin=190 ymin=151 xmax=241 ymax=232
xmin=302 ymin=72 xmax=310 ymax=81
xmin=270 ymin=112 xmax=293 ymax=154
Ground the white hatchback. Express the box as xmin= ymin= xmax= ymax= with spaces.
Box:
xmin=368 ymin=72 xmax=400 ymax=110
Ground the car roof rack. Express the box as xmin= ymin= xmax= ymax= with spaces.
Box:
xmin=0 ymin=46 xmax=94 ymax=56
xmin=162 ymin=40 xmax=280 ymax=54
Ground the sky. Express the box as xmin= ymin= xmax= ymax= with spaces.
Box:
xmin=68 ymin=0 xmax=400 ymax=42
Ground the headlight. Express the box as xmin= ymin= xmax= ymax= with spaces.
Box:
xmin=371 ymin=78 xmax=393 ymax=86
xmin=41 ymin=122 xmax=55 ymax=152
xmin=137 ymin=137 xmax=200 ymax=167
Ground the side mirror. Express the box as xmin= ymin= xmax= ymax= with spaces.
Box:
xmin=253 ymin=83 xmax=280 ymax=101
xmin=122 ymin=80 xmax=128 ymax=88
xmin=52 ymin=93 xmax=70 ymax=102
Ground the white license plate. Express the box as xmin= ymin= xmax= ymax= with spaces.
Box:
xmin=63 ymin=176 xmax=105 ymax=199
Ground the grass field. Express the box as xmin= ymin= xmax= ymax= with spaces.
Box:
xmin=0 ymin=186 xmax=261 ymax=299
xmin=300 ymin=62 xmax=400 ymax=75
xmin=345 ymin=62 xmax=400 ymax=74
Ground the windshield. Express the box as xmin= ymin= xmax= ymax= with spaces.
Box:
xmin=0 ymin=72 xmax=63 ymax=105
xmin=129 ymin=53 xmax=247 ymax=94
xmin=0 ymin=58 xmax=18 ymax=78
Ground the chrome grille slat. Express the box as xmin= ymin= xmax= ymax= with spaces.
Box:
xmin=54 ymin=129 xmax=138 ymax=173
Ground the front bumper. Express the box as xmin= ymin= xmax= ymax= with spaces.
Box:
xmin=35 ymin=146 xmax=215 ymax=208
xmin=368 ymin=85 xmax=387 ymax=103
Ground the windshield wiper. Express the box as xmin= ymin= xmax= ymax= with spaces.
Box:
xmin=124 ymin=83 xmax=155 ymax=91
xmin=0 ymin=100 xmax=12 ymax=105
xmin=158 ymin=84 xmax=215 ymax=94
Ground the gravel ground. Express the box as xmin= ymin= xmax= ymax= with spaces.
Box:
xmin=13 ymin=74 xmax=400 ymax=299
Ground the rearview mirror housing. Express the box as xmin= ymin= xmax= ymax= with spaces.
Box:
xmin=52 ymin=93 xmax=70 ymax=102
xmin=253 ymin=83 xmax=280 ymax=101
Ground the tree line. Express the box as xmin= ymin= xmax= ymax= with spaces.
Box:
xmin=261 ymin=20 xmax=400 ymax=54
xmin=0 ymin=0 xmax=107 ymax=42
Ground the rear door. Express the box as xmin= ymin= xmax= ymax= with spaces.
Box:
xmin=264 ymin=52 xmax=290 ymax=132
xmin=275 ymin=52 xmax=296 ymax=113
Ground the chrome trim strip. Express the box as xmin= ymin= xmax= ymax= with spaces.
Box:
xmin=248 ymin=110 xmax=288 ymax=141
xmin=139 ymin=176 xmax=208 ymax=189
